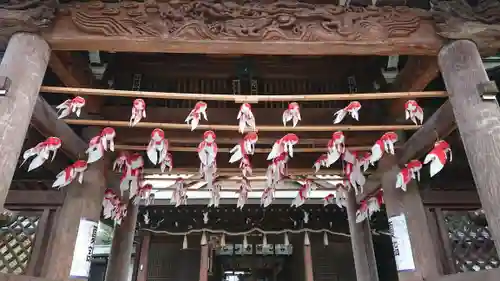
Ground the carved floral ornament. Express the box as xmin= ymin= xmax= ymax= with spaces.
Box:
xmin=58 ymin=0 xmax=431 ymax=41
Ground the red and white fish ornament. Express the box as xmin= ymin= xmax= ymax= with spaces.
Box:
xmin=114 ymin=202 xmax=128 ymax=225
xmin=395 ymin=159 xmax=423 ymax=191
xmin=359 ymin=152 xmax=371 ymax=172
xmin=335 ymin=188 xmax=348 ymax=209
xmin=229 ymin=132 xmax=258 ymax=163
xmin=323 ymin=194 xmax=336 ymax=206
xmin=86 ymin=127 xmax=116 ymax=164
xmin=282 ymin=102 xmax=301 ymax=127
xmin=208 ymin=183 xmax=221 ymax=208
xmin=56 ymin=96 xmax=86 ymax=119
xmin=113 ymin=152 xmax=144 ymax=197
xmin=102 ymin=189 xmax=119 ymax=220
xmin=261 ymin=186 xmax=275 ymax=208
xmin=133 ymin=183 xmax=153 ymax=205
xmin=198 ymin=131 xmax=218 ymax=189
xmin=237 ymin=103 xmax=256 ymax=133
xmin=266 ymin=152 xmax=288 ymax=188
xmin=52 ymin=160 xmax=88 ymax=189
xmin=405 ymin=100 xmax=424 ymax=125
xmin=369 ymin=132 xmax=398 ymax=165
xmin=334 ymin=101 xmax=361 ymax=124
xmin=267 ymin=133 xmax=299 ymax=160
xmin=130 ymin=98 xmax=146 ymax=127
xmin=356 ymin=201 xmax=369 ymax=223
xmin=343 ymin=150 xmax=366 ymax=195
xmin=236 ymin=178 xmax=251 ymax=209
xmin=313 ymin=154 xmax=329 ymax=173
xmin=367 ymin=191 xmax=384 ymax=218
xmin=170 ymin=178 xmax=187 ymax=207
xmin=21 ymin=137 xmax=62 ymax=172
xmin=185 ymin=101 xmax=208 ymax=131
xmin=146 ymin=128 xmax=169 ymax=165
xmin=291 ymin=180 xmax=314 ymax=208
xmin=424 ymin=140 xmax=452 ymax=177
xmin=161 ymin=152 xmax=173 ymax=173
xmin=240 ymin=155 xmax=253 ymax=178
xmin=326 ymin=131 xmax=345 ymax=166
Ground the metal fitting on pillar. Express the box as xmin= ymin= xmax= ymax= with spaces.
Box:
xmin=477 ymin=81 xmax=498 ymax=101
xmin=0 ymin=76 xmax=11 ymax=96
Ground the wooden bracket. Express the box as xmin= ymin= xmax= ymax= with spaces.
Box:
xmin=477 ymin=81 xmax=499 ymax=101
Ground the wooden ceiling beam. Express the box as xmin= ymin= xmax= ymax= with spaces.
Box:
xmin=48 ymin=51 xmax=103 ymax=113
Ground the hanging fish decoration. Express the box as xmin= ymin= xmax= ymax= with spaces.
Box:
xmin=369 ymin=132 xmax=398 ymax=165
xmin=367 ymin=191 xmax=384 ymax=218
xmin=52 ymin=160 xmax=88 ymax=189
xmin=291 ymin=179 xmax=314 ymax=208
xmin=102 ymin=188 xmax=118 ymax=220
xmin=237 ymin=103 xmax=256 ymax=133
xmin=133 ymin=183 xmax=153 ymax=205
xmin=146 ymin=128 xmax=169 ymax=165
xmin=355 ymin=201 xmax=369 ymax=223
xmin=198 ymin=130 xmax=218 ymax=190
xmin=395 ymin=159 xmax=423 ymax=191
xmin=86 ymin=127 xmax=116 ymax=164
xmin=208 ymin=183 xmax=221 ymax=208
xmin=359 ymin=152 xmax=371 ymax=172
xmin=313 ymin=154 xmax=329 ymax=173
xmin=326 ymin=131 xmax=345 ymax=166
xmin=114 ymin=202 xmax=128 ymax=225
xmin=240 ymin=155 xmax=253 ymax=178
xmin=113 ymin=152 xmax=144 ymax=198
xmin=170 ymin=178 xmax=187 ymax=207
xmin=21 ymin=137 xmax=62 ymax=172
xmin=405 ymin=100 xmax=424 ymax=125
xmin=56 ymin=96 xmax=86 ymax=119
xmin=229 ymin=132 xmax=258 ymax=163
xmin=282 ymin=102 xmax=301 ymax=127
xmin=160 ymin=152 xmax=173 ymax=173
xmin=236 ymin=178 xmax=251 ymax=209
xmin=267 ymin=133 xmax=299 ymax=160
xmin=185 ymin=101 xmax=208 ymax=131
xmin=343 ymin=150 xmax=366 ymax=195
xmin=261 ymin=186 xmax=275 ymax=208
xmin=333 ymin=101 xmax=361 ymax=124
xmin=424 ymin=140 xmax=452 ymax=177
xmin=266 ymin=152 xmax=288 ymax=188
xmin=323 ymin=194 xmax=336 ymax=206
xmin=335 ymin=188 xmax=348 ymax=209
xmin=130 ymin=98 xmax=146 ymax=127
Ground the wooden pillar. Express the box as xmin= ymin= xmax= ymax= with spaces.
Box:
xmin=0 ymin=33 xmax=50 ymax=209
xmin=105 ymin=201 xmax=139 ymax=281
xmin=438 ymin=40 xmax=500 ymax=252
xmin=346 ymin=190 xmax=379 ymax=281
xmin=136 ymin=232 xmax=151 ymax=281
xmin=199 ymin=244 xmax=209 ymax=281
xmin=380 ymin=155 xmax=442 ymax=281
xmin=303 ymin=243 xmax=314 ymax=281
xmin=41 ymin=159 xmax=107 ymax=280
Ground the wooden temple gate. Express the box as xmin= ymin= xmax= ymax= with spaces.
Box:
xmin=1 ymin=0 xmax=500 ymax=281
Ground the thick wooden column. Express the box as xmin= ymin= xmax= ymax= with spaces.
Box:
xmin=199 ymin=244 xmax=209 ymax=281
xmin=136 ymin=232 xmax=151 ymax=281
xmin=380 ymin=155 xmax=442 ymax=281
xmin=303 ymin=243 xmax=314 ymax=281
xmin=346 ymin=190 xmax=379 ymax=281
xmin=41 ymin=159 xmax=107 ymax=280
xmin=105 ymin=202 xmax=139 ymax=281
xmin=438 ymin=40 xmax=500 ymax=252
xmin=0 ymin=33 xmax=50 ymax=209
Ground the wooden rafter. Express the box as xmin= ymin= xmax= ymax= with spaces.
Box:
xmin=41 ymin=86 xmax=447 ymax=102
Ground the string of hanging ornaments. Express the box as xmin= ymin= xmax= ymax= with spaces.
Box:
xmin=139 ymin=209 xmax=391 ymax=248
xmin=21 ymin=96 xmax=451 ymax=226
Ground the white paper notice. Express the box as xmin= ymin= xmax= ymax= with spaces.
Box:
xmin=388 ymin=213 xmax=415 ymax=272
xmin=69 ymin=218 xmax=99 ymax=279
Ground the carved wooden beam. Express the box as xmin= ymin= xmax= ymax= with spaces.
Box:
xmin=43 ymin=1 xmax=443 ymax=55
xmin=0 ymin=0 xmax=57 ymax=50
xmin=431 ymin=0 xmax=500 ymax=54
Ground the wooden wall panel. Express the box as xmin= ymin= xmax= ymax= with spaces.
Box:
xmin=147 ymin=240 xmax=201 ymax=281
